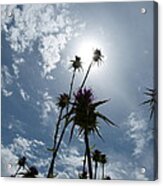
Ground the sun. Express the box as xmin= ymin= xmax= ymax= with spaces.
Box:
xmin=76 ymin=40 xmax=104 ymax=70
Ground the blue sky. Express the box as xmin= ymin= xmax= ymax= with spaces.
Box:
xmin=1 ymin=2 xmax=156 ymax=180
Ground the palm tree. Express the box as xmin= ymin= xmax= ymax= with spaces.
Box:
xmin=80 ymin=49 xmax=104 ymax=89
xmin=141 ymin=88 xmax=157 ymax=120
xmin=12 ymin=156 xmax=27 ymax=177
xmin=19 ymin=166 xmax=38 ymax=178
xmin=92 ymin=149 xmax=101 ymax=179
xmin=69 ymin=56 xmax=83 ymax=98
xmin=66 ymin=88 xmax=116 ymax=179
xmin=47 ymin=93 xmax=69 ymax=178
xmin=47 ymin=57 xmax=82 ymax=178
xmin=100 ymin=154 xmax=107 ymax=179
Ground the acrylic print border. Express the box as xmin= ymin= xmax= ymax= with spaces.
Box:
xmin=1 ymin=0 xmax=158 ymax=181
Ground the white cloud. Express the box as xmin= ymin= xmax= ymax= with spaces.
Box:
xmin=1 ymin=65 xmax=13 ymax=86
xmin=41 ymin=91 xmax=58 ymax=120
xmin=1 ymin=145 xmax=18 ymax=177
xmin=1 ymin=136 xmax=83 ymax=178
xmin=56 ymin=145 xmax=83 ymax=179
xmin=12 ymin=58 xmax=25 ymax=79
xmin=125 ymin=112 xmax=153 ymax=157
xmin=1 ymin=65 xmax=14 ymax=97
xmin=1 ymin=135 xmax=50 ymax=177
xmin=20 ymin=88 xmax=30 ymax=101
xmin=2 ymin=89 xmax=13 ymax=97
xmin=104 ymin=153 xmax=149 ymax=181
xmin=1 ymin=4 xmax=85 ymax=78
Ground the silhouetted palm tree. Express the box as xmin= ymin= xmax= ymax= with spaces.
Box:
xmin=66 ymin=88 xmax=116 ymax=179
xmin=47 ymin=93 xmax=69 ymax=178
xmin=92 ymin=149 xmax=101 ymax=179
xmin=100 ymin=154 xmax=107 ymax=179
xmin=80 ymin=49 xmax=104 ymax=89
xmin=47 ymin=57 xmax=82 ymax=178
xmin=69 ymin=56 xmax=83 ymax=98
xmin=141 ymin=88 xmax=157 ymax=120
xmin=19 ymin=166 xmax=38 ymax=178
xmin=12 ymin=156 xmax=27 ymax=177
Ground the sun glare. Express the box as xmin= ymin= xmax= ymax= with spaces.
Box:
xmin=76 ymin=40 xmax=104 ymax=71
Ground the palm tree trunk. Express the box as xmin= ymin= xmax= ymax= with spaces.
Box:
xmin=102 ymin=164 xmax=105 ymax=179
xmin=13 ymin=166 xmax=21 ymax=177
xmin=69 ymin=69 xmax=76 ymax=100
xmin=84 ymin=130 xmax=93 ymax=179
xmin=53 ymin=108 xmax=63 ymax=149
xmin=82 ymin=149 xmax=87 ymax=173
xmin=47 ymin=108 xmax=63 ymax=178
xmin=47 ymin=69 xmax=76 ymax=178
xmin=80 ymin=62 xmax=92 ymax=89
xmin=94 ymin=162 xmax=98 ymax=179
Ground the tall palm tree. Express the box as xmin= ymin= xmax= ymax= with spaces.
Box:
xmin=47 ymin=93 xmax=69 ymax=178
xmin=92 ymin=149 xmax=101 ymax=179
xmin=47 ymin=57 xmax=82 ymax=178
xmin=80 ymin=49 xmax=104 ymax=89
xmin=100 ymin=154 xmax=107 ymax=179
xmin=66 ymin=88 xmax=116 ymax=179
xmin=69 ymin=56 xmax=83 ymax=98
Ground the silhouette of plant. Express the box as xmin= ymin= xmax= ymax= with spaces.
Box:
xmin=100 ymin=154 xmax=107 ymax=179
xmin=11 ymin=156 xmax=27 ymax=177
xmin=93 ymin=49 xmax=104 ymax=64
xmin=11 ymin=156 xmax=38 ymax=178
xmin=45 ymin=48 xmax=116 ymax=179
xmin=141 ymin=88 xmax=157 ymax=120
xmin=79 ymin=171 xmax=87 ymax=179
xmin=104 ymin=175 xmax=111 ymax=180
xmin=19 ymin=166 xmax=38 ymax=178
xmin=47 ymin=93 xmax=69 ymax=178
xmin=92 ymin=149 xmax=101 ymax=179
xmin=80 ymin=49 xmax=104 ymax=89
xmin=47 ymin=57 xmax=82 ymax=178
xmin=65 ymin=88 xmax=116 ymax=179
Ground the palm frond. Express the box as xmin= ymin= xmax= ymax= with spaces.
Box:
xmin=150 ymin=106 xmax=155 ymax=120
xmin=96 ymin=112 xmax=117 ymax=127
xmin=144 ymin=92 xmax=155 ymax=96
xmin=94 ymin=127 xmax=105 ymax=142
xmin=69 ymin=122 xmax=76 ymax=144
xmin=140 ymin=99 xmax=153 ymax=105
xmin=92 ymin=99 xmax=110 ymax=108
xmin=47 ymin=148 xmax=56 ymax=152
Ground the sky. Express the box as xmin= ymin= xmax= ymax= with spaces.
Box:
xmin=1 ymin=1 xmax=156 ymax=180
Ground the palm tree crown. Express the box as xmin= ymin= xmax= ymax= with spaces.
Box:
xmin=70 ymin=56 xmax=83 ymax=71
xmin=93 ymin=49 xmax=104 ymax=64
xmin=56 ymin=93 xmax=69 ymax=108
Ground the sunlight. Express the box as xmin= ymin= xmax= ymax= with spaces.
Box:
xmin=76 ymin=39 xmax=104 ymax=71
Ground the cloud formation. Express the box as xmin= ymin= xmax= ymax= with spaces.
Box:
xmin=125 ymin=112 xmax=153 ymax=158
xmin=1 ymin=4 xmax=84 ymax=78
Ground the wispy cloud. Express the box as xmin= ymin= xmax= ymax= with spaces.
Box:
xmin=1 ymin=65 xmax=14 ymax=97
xmin=1 ymin=4 xmax=85 ymax=78
xmin=12 ymin=58 xmax=25 ymax=79
xmin=1 ymin=145 xmax=18 ymax=177
xmin=125 ymin=112 xmax=153 ymax=158
xmin=41 ymin=91 xmax=58 ymax=121
xmin=1 ymin=135 xmax=50 ymax=177
xmin=1 ymin=135 xmax=84 ymax=178
xmin=106 ymin=155 xmax=149 ymax=180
